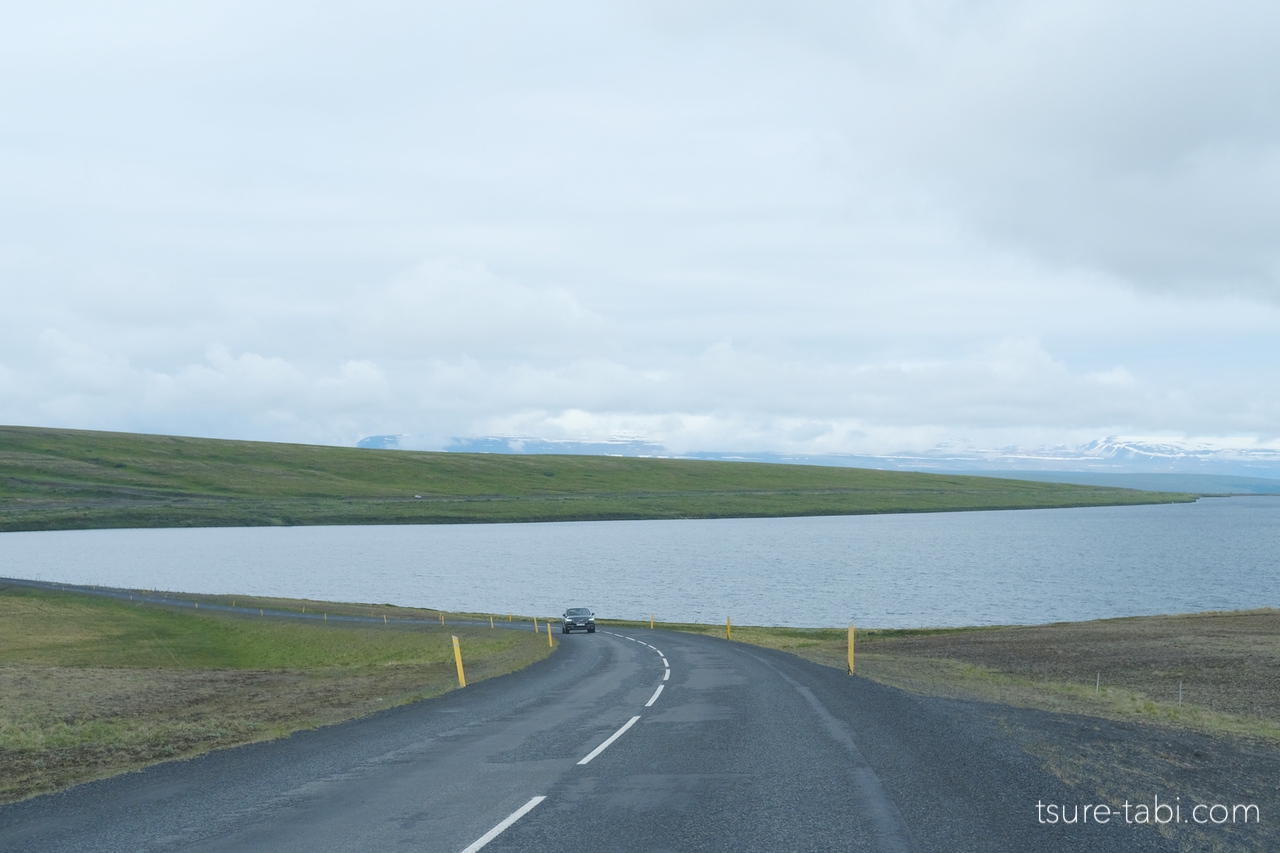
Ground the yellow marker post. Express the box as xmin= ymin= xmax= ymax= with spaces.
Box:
xmin=548 ymin=620 xmax=554 ymax=647
xmin=650 ymin=614 xmax=654 ymax=629
xmin=847 ymin=623 xmax=855 ymax=675
xmin=509 ymin=613 xmax=512 ymax=622
xmin=726 ymin=616 xmax=732 ymax=641
xmin=534 ymin=616 xmax=539 ymax=633
xmin=490 ymin=616 xmax=494 ymax=628
xmin=324 ymin=613 xmax=327 ymax=621
xmin=452 ymin=635 xmax=466 ymax=687
xmin=383 ymin=615 xmax=387 ymax=623
xmin=440 ymin=611 xmax=445 ymax=626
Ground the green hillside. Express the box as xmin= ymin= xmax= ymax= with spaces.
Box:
xmin=0 ymin=425 xmax=1197 ymax=531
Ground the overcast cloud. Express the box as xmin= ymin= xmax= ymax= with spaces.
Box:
xmin=2 ymin=1 xmax=1278 ymax=457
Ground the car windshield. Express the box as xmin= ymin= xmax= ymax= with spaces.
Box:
xmin=565 ymin=608 xmax=592 ymax=617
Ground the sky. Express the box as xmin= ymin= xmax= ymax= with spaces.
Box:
xmin=2 ymin=1 xmax=1279 ymax=463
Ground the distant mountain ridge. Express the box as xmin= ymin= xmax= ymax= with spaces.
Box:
xmin=972 ymin=472 xmax=1280 ymax=495
xmin=758 ymin=437 xmax=1280 ymax=479
xmin=358 ymin=434 xmax=1280 ymax=483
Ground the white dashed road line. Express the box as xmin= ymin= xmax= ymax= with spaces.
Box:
xmin=578 ymin=715 xmax=641 ymax=765
xmin=459 ymin=796 xmax=546 ymax=853
xmin=569 ymin=631 xmax=670 ymax=765
xmin=462 ymin=631 xmax=669 ymax=845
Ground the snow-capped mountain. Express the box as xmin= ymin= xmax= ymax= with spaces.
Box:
xmin=689 ymin=437 xmax=1280 ymax=480
xmin=364 ymin=433 xmax=1280 ymax=482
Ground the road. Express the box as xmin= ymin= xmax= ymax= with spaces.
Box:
xmin=0 ymin=627 xmax=1174 ymax=852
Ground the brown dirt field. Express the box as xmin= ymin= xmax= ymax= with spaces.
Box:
xmin=855 ymin=610 xmax=1280 ymax=732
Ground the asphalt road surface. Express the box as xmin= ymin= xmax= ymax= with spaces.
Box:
xmin=0 ymin=628 xmax=1176 ymax=852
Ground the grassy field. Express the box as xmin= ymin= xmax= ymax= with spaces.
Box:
xmin=0 ymin=425 xmax=1197 ymax=531
xmin=0 ymin=583 xmax=551 ymax=803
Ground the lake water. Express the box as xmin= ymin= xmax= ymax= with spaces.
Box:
xmin=2 ymin=497 xmax=1277 ymax=628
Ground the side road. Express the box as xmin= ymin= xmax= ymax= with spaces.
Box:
xmin=0 ymin=626 xmax=1197 ymax=852
xmin=0 ymin=576 xmax=458 ymax=627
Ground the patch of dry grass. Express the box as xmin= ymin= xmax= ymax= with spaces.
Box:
xmin=851 ymin=611 xmax=1280 ymax=739
xmin=622 ymin=610 xmax=1280 ymax=739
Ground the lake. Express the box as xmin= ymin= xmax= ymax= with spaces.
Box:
xmin=2 ymin=496 xmax=1277 ymax=628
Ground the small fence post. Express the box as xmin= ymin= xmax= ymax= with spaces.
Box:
xmin=848 ymin=622 xmax=855 ymax=675
xmin=452 ymin=636 xmax=466 ymax=687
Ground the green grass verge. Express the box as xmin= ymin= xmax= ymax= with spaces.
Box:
xmin=0 ymin=584 xmax=552 ymax=803
xmin=0 ymin=425 xmax=1197 ymax=531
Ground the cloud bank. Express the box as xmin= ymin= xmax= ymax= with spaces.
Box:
xmin=1 ymin=1 xmax=1278 ymax=460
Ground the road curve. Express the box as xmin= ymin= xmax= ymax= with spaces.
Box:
xmin=0 ymin=628 xmax=1173 ymax=852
